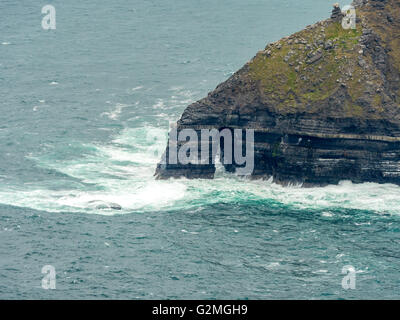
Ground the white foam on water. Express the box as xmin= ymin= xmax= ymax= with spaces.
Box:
xmin=166 ymin=87 xmax=197 ymax=109
xmin=0 ymin=125 xmax=181 ymax=214
xmin=152 ymin=99 xmax=165 ymax=109
xmin=53 ymin=180 xmax=187 ymax=214
xmin=131 ymin=86 xmax=143 ymax=91
xmin=101 ymin=103 xmax=130 ymax=120
xmin=321 ymin=211 xmax=334 ymax=217
xmin=0 ymin=124 xmax=400 ymax=215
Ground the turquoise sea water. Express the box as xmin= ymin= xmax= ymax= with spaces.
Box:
xmin=1 ymin=0 xmax=400 ymax=299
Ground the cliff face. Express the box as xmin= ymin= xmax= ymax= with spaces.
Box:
xmin=156 ymin=0 xmax=400 ymax=186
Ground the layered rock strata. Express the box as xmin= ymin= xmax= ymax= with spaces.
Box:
xmin=156 ymin=0 xmax=400 ymax=186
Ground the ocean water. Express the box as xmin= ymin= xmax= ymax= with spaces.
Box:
xmin=1 ymin=0 xmax=399 ymax=299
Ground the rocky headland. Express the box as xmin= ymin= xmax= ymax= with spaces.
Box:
xmin=156 ymin=0 xmax=400 ymax=186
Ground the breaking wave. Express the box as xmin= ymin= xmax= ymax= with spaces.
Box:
xmin=0 ymin=126 xmax=400 ymax=215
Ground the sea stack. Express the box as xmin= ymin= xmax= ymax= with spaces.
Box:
xmin=331 ymin=3 xmax=344 ymax=21
xmin=155 ymin=0 xmax=400 ymax=187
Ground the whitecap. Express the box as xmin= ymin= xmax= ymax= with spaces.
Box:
xmin=152 ymin=99 xmax=165 ymax=109
xmin=101 ymin=103 xmax=129 ymax=120
xmin=321 ymin=211 xmax=333 ymax=217
xmin=313 ymin=269 xmax=329 ymax=274
xmin=131 ymin=86 xmax=143 ymax=91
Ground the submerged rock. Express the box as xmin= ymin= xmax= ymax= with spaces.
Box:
xmin=88 ymin=200 xmax=122 ymax=211
xmin=155 ymin=0 xmax=400 ymax=186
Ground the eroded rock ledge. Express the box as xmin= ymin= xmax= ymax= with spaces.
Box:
xmin=155 ymin=0 xmax=400 ymax=186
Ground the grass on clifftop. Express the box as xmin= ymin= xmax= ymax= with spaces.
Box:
xmin=249 ymin=20 xmax=365 ymax=115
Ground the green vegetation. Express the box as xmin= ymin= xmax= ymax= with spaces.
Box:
xmin=248 ymin=20 xmax=364 ymax=114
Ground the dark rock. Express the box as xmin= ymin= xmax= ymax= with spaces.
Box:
xmin=155 ymin=0 xmax=400 ymax=187
xmin=88 ymin=200 xmax=122 ymax=211
xmin=331 ymin=3 xmax=343 ymax=21
xmin=306 ymin=52 xmax=323 ymax=64
xmin=324 ymin=40 xmax=334 ymax=50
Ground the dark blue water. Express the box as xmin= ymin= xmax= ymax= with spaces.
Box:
xmin=1 ymin=0 xmax=399 ymax=299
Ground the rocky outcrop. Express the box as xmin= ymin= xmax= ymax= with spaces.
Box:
xmin=155 ymin=0 xmax=400 ymax=186
xmin=331 ymin=3 xmax=344 ymax=21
